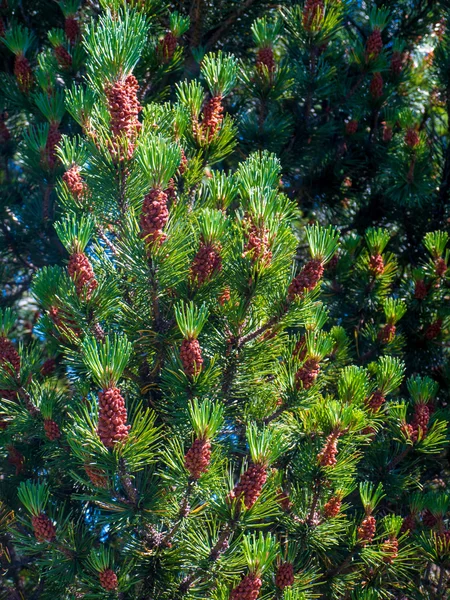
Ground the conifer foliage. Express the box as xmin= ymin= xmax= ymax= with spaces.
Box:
xmin=0 ymin=2 xmax=449 ymax=600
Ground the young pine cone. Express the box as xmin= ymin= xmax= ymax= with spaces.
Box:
xmin=324 ymin=495 xmax=342 ymax=518
xmin=159 ymin=31 xmax=178 ymax=62
xmin=0 ymin=336 xmax=20 ymax=375
xmin=277 ymin=489 xmax=293 ymax=512
xmin=275 ymin=562 xmax=294 ymax=589
xmin=317 ymin=431 xmax=340 ymax=467
xmin=99 ymin=568 xmax=118 ymax=591
xmin=184 ymin=438 xmax=211 ymax=479
xmin=295 ymin=358 xmax=320 ymax=390
xmin=422 ymin=509 xmax=437 ymax=528
xmin=45 ymin=124 xmax=62 ymax=169
xmin=40 ymin=358 xmax=56 ymax=377
xmin=106 ymin=74 xmax=142 ymax=160
xmin=405 ymin=127 xmax=420 ymax=149
xmin=293 ymin=336 xmax=307 ymax=362
xmin=218 ymin=286 xmax=231 ymax=306
xmin=97 ymin=387 xmax=130 ymax=448
xmin=401 ymin=514 xmax=416 ymax=534
xmin=425 ymin=319 xmax=442 ymax=340
xmin=63 ymin=165 xmax=88 ymax=201
xmin=365 ymin=28 xmax=383 ymax=59
xmin=256 ymin=46 xmax=275 ymax=73
xmin=382 ymin=124 xmax=393 ymax=142
xmin=435 ymin=257 xmax=447 ymax=277
xmin=44 ymin=419 xmax=61 ymax=441
xmin=370 ymin=73 xmax=383 ymax=99
xmin=65 ymin=16 xmax=80 ymax=43
xmin=230 ymin=574 xmax=262 ymax=600
xmin=302 ymin=0 xmax=324 ymax=31
xmin=54 ymin=45 xmax=72 ymax=69
xmin=85 ymin=463 xmax=108 ymax=488
xmin=67 ymin=252 xmax=98 ymax=299
xmin=367 ymin=390 xmax=385 ymax=412
xmin=414 ymin=279 xmax=427 ymax=300
xmin=201 ymin=95 xmax=223 ymax=140
xmin=411 ymin=403 xmax=430 ymax=435
xmin=190 ymin=241 xmax=222 ymax=285
xmin=288 ymin=259 xmax=324 ymax=301
xmin=32 ymin=513 xmax=56 ymax=542
xmin=378 ymin=323 xmax=396 ymax=344
xmin=358 ymin=515 xmax=376 ymax=545
xmin=381 ymin=536 xmax=398 ymax=563
xmin=140 ymin=188 xmax=169 ymax=247
xmin=391 ymin=51 xmax=404 ymax=76
xmin=243 ymin=220 xmax=272 ymax=267
xmin=229 ymin=464 xmax=267 ymax=509
xmin=14 ymin=54 xmax=33 ymax=93
xmin=368 ymin=254 xmax=384 ymax=275
xmin=180 ymin=339 xmax=203 ymax=377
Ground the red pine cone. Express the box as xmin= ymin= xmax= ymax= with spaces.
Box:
xmin=256 ymin=46 xmax=275 ymax=73
xmin=32 ymin=513 xmax=56 ymax=542
xmin=67 ymin=252 xmax=98 ymax=299
xmin=180 ymin=338 xmax=203 ymax=377
xmin=202 ymin=95 xmax=223 ymax=140
xmin=288 ymin=259 xmax=324 ymax=301
xmin=295 ymin=358 xmax=320 ymax=390
xmin=317 ymin=431 xmax=340 ymax=467
xmin=382 ymin=124 xmax=393 ymax=142
xmin=218 ymin=286 xmax=231 ymax=305
xmin=367 ymin=390 xmax=385 ymax=412
xmin=229 ymin=463 xmax=267 ymax=509
xmin=411 ymin=403 xmax=430 ymax=435
xmin=54 ymin=45 xmax=72 ymax=69
xmin=390 ymin=51 xmax=404 ymax=76
xmin=62 ymin=165 xmax=88 ymax=201
xmin=65 ymin=16 xmax=80 ymax=44
xmin=425 ymin=319 xmax=442 ymax=340
xmin=45 ymin=123 xmax=62 ymax=169
xmin=302 ymin=0 xmax=324 ymax=31
xmin=99 ymin=568 xmax=118 ymax=591
xmin=0 ymin=336 xmax=20 ymax=375
xmin=178 ymin=147 xmax=188 ymax=174
xmin=140 ymin=187 xmax=169 ymax=247
xmin=106 ymin=74 xmax=142 ymax=160
xmin=358 ymin=515 xmax=376 ymax=545
xmin=414 ymin=279 xmax=427 ymax=300
xmin=401 ymin=422 xmax=417 ymax=442
xmin=44 ymin=419 xmax=61 ymax=441
xmin=230 ymin=574 xmax=262 ymax=600
xmin=275 ymin=562 xmax=294 ymax=589
xmin=243 ymin=218 xmax=272 ymax=266
xmin=401 ymin=514 xmax=416 ymax=534
xmin=405 ymin=127 xmax=420 ymax=148
xmin=159 ymin=31 xmax=178 ymax=62
xmin=378 ymin=323 xmax=396 ymax=344
xmin=422 ymin=509 xmax=437 ymax=528
xmin=97 ymin=387 xmax=130 ymax=448
xmin=381 ymin=536 xmax=398 ymax=563
xmin=368 ymin=253 xmax=384 ymax=275
xmin=184 ymin=437 xmax=211 ymax=479
xmin=14 ymin=54 xmax=33 ymax=93
xmin=85 ymin=463 xmax=108 ymax=488
xmin=40 ymin=358 xmax=56 ymax=376
xmin=370 ymin=73 xmax=383 ymax=99
xmin=345 ymin=119 xmax=358 ymax=135
xmin=8 ymin=445 xmax=24 ymax=474
xmin=190 ymin=241 xmax=222 ymax=285
xmin=435 ymin=257 xmax=447 ymax=277
xmin=324 ymin=495 xmax=342 ymax=518
xmin=366 ymin=28 xmax=383 ymax=59
xmin=293 ymin=336 xmax=307 ymax=362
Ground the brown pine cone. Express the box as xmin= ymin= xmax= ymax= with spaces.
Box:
xmin=202 ymin=95 xmax=223 ymax=140
xmin=302 ymin=0 xmax=324 ymax=31
xmin=295 ymin=358 xmax=320 ymax=390
xmin=184 ymin=438 xmax=211 ymax=479
xmin=368 ymin=253 xmax=384 ymax=275
xmin=324 ymin=495 xmax=342 ymax=518
xmin=85 ymin=463 xmax=108 ymax=488
xmin=230 ymin=574 xmax=262 ymax=600
xmin=159 ymin=31 xmax=178 ymax=62
xmin=277 ymin=489 xmax=292 ymax=512
xmin=97 ymin=387 xmax=130 ymax=448
xmin=367 ymin=390 xmax=385 ymax=412
xmin=14 ymin=54 xmax=33 ymax=93
xmin=180 ymin=338 xmax=203 ymax=377
xmin=229 ymin=464 xmax=267 ymax=509
xmin=65 ymin=16 xmax=80 ymax=43
xmin=68 ymin=252 xmax=98 ymax=299
xmin=243 ymin=218 xmax=272 ymax=266
xmin=32 ymin=513 xmax=56 ymax=542
xmin=422 ymin=509 xmax=437 ymax=528
xmin=44 ymin=123 xmax=62 ymax=169
xmin=405 ymin=127 xmax=420 ymax=148
xmin=44 ymin=419 xmax=61 ymax=441
xmin=317 ymin=431 xmax=340 ymax=467
xmin=256 ymin=46 xmax=275 ymax=73
xmin=381 ymin=536 xmax=398 ymax=563
xmin=190 ymin=241 xmax=222 ymax=285
xmin=140 ymin=187 xmax=169 ymax=247
xmin=62 ymin=165 xmax=88 ymax=201
xmin=370 ymin=73 xmax=383 ymax=99
xmin=106 ymin=74 xmax=142 ymax=160
xmin=99 ymin=568 xmax=118 ymax=591
xmin=411 ymin=403 xmax=430 ymax=435
xmin=288 ymin=259 xmax=324 ymax=301
xmin=414 ymin=279 xmax=427 ymax=300
xmin=366 ymin=28 xmax=383 ymax=59
xmin=0 ymin=336 xmax=20 ymax=375
xmin=275 ymin=562 xmax=294 ymax=589
xmin=378 ymin=323 xmax=396 ymax=344
xmin=435 ymin=257 xmax=447 ymax=277
xmin=358 ymin=515 xmax=376 ymax=545
xmin=218 ymin=287 xmax=231 ymax=306
xmin=401 ymin=514 xmax=416 ymax=534
xmin=40 ymin=358 xmax=56 ymax=376
xmin=54 ymin=45 xmax=72 ymax=69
